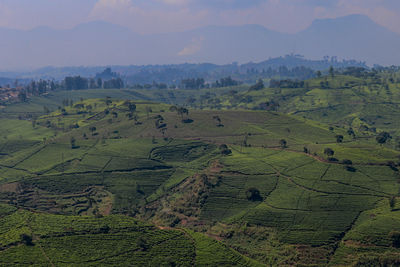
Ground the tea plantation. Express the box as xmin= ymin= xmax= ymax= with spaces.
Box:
xmin=0 ymin=72 xmax=400 ymax=265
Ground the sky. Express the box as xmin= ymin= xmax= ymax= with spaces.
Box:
xmin=0 ymin=0 xmax=400 ymax=34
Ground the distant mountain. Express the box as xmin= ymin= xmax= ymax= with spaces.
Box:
xmin=294 ymin=15 xmax=400 ymax=65
xmin=0 ymin=55 xmax=367 ymax=84
xmin=0 ymin=14 xmax=399 ymax=70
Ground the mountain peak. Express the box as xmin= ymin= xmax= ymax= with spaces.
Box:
xmin=307 ymin=14 xmax=383 ymax=32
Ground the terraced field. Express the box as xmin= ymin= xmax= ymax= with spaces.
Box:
xmin=0 ymin=79 xmax=399 ymax=266
xmin=0 ymin=206 xmax=259 ymax=266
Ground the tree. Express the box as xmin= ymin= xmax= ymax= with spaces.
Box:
xmin=89 ymin=126 xmax=97 ymax=135
xmin=376 ymin=132 xmax=392 ymax=145
xmin=20 ymin=234 xmax=34 ymax=246
xmin=177 ymin=107 xmax=192 ymax=123
xmin=316 ymin=71 xmax=322 ymax=78
xmin=128 ymin=103 xmax=136 ymax=113
xmin=342 ymin=159 xmax=353 ymax=165
xmin=324 ymin=148 xmax=335 ymax=157
xmin=249 ymin=79 xmax=264 ymax=91
xmin=103 ymin=78 xmax=124 ymax=89
xmin=219 ymin=144 xmax=232 ymax=155
xmin=18 ymin=91 xmax=27 ymax=102
xmin=177 ymin=107 xmax=188 ymax=119
xmin=336 ymin=135 xmax=344 ymax=143
xmin=169 ymin=106 xmax=178 ymax=112
xmin=213 ymin=115 xmax=223 ymax=127
xmin=64 ymin=76 xmax=88 ymax=90
xmin=97 ymin=78 xmax=103 ymax=88
xmin=279 ymin=139 xmax=287 ymax=149
xmin=390 ymin=196 xmax=396 ymax=210
xmin=181 ymin=78 xmax=205 ymax=89
xmin=137 ymin=237 xmax=149 ymax=251
xmin=329 ymin=66 xmax=335 ymax=78
xmin=145 ymin=106 xmax=153 ymax=119
xmin=246 ymin=188 xmax=262 ymax=201
xmin=43 ymin=106 xmax=50 ymax=114
xmin=347 ymin=127 xmax=355 ymax=139
xmin=389 ymin=231 xmax=400 ymax=248
xmin=70 ymin=137 xmax=77 ymax=149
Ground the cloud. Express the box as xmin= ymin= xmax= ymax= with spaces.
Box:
xmin=158 ymin=0 xmax=190 ymax=6
xmin=89 ymin=0 xmax=209 ymax=34
xmin=0 ymin=0 xmax=96 ymax=30
xmin=178 ymin=37 xmax=204 ymax=56
xmin=91 ymin=0 xmax=133 ymax=13
xmin=0 ymin=4 xmax=13 ymax=28
xmin=1 ymin=0 xmax=400 ymax=35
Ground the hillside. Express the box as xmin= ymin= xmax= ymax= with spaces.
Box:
xmin=194 ymin=71 xmax=400 ymax=138
xmin=0 ymin=205 xmax=259 ymax=266
xmin=0 ymin=88 xmax=399 ymax=265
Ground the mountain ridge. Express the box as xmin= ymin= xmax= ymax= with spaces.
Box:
xmin=0 ymin=14 xmax=399 ymax=69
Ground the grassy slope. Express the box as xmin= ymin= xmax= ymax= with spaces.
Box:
xmin=0 ymin=205 xmax=259 ymax=266
xmin=0 ymin=89 xmax=398 ymax=265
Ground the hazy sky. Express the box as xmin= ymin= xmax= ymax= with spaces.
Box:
xmin=0 ymin=0 xmax=400 ymax=34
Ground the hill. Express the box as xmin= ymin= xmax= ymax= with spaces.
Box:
xmin=195 ymin=71 xmax=400 ymax=139
xmin=0 ymin=15 xmax=399 ymax=69
xmin=0 ymin=92 xmax=399 ymax=265
xmin=0 ymin=205 xmax=260 ymax=266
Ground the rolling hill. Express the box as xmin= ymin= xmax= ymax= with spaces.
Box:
xmin=0 ymin=74 xmax=399 ymax=265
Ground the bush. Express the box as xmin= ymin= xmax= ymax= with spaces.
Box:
xmin=324 ymin=148 xmax=334 ymax=157
xmin=279 ymin=139 xmax=287 ymax=149
xmin=136 ymin=237 xmax=149 ymax=251
xmin=219 ymin=144 xmax=232 ymax=155
xmin=387 ymin=161 xmax=398 ymax=172
xmin=21 ymin=234 xmax=34 ymax=246
xmin=346 ymin=166 xmax=357 ymax=172
xmin=336 ymin=135 xmax=344 ymax=143
xmin=342 ymin=159 xmax=353 ymax=165
xmin=246 ymin=188 xmax=262 ymax=202
xmin=390 ymin=196 xmax=396 ymax=210
xmin=182 ymin=119 xmax=194 ymax=124
xmin=389 ymin=231 xmax=400 ymax=248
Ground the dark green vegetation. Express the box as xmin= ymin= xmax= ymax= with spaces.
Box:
xmin=1 ymin=69 xmax=400 ymax=266
xmin=0 ymin=206 xmax=259 ymax=266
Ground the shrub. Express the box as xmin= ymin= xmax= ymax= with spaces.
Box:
xmin=136 ymin=237 xmax=149 ymax=251
xmin=342 ymin=159 xmax=353 ymax=165
xmin=21 ymin=234 xmax=34 ymax=246
xmin=324 ymin=148 xmax=334 ymax=157
xmin=390 ymin=196 xmax=396 ymax=210
xmin=246 ymin=188 xmax=262 ymax=202
xmin=387 ymin=161 xmax=398 ymax=172
xmin=346 ymin=166 xmax=357 ymax=172
xmin=182 ymin=119 xmax=194 ymax=124
xmin=336 ymin=135 xmax=344 ymax=143
xmin=219 ymin=144 xmax=232 ymax=155
xmin=279 ymin=139 xmax=287 ymax=149
xmin=389 ymin=231 xmax=400 ymax=248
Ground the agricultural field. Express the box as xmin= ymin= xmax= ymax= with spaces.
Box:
xmin=0 ymin=206 xmax=258 ymax=266
xmin=0 ymin=72 xmax=400 ymax=265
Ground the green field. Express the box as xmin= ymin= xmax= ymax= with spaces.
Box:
xmin=0 ymin=71 xmax=400 ymax=265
